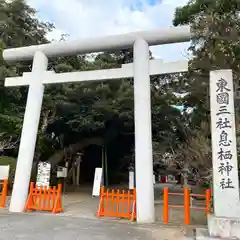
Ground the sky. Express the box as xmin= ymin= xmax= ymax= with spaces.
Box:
xmin=26 ymin=0 xmax=191 ymax=61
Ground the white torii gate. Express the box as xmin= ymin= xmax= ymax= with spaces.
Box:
xmin=3 ymin=26 xmax=190 ymax=223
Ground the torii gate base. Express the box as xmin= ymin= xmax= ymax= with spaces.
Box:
xmin=3 ymin=26 xmax=191 ymax=223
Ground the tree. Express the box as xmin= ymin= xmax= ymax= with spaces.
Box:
xmin=174 ymin=0 xmax=240 ymax=117
xmin=172 ymin=0 xmax=240 ymax=184
xmin=0 ymin=0 xmax=54 ymax=151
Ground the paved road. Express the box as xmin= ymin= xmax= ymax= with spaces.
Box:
xmin=0 ymin=212 xmax=192 ymax=240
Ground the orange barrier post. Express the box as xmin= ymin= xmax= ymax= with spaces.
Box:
xmin=188 ymin=188 xmax=212 ymax=225
xmin=162 ymin=187 xmax=211 ymax=225
xmin=184 ymin=187 xmax=190 ymax=225
xmin=0 ymin=179 xmax=8 ymax=208
xmin=163 ymin=187 xmax=185 ymax=224
xmin=189 ymin=189 xmax=212 ymax=215
xmin=97 ymin=187 xmax=136 ymax=221
xmin=205 ymin=189 xmax=211 ymax=215
xmin=24 ymin=182 xmax=63 ymax=214
xmin=163 ymin=187 xmax=169 ymax=224
xmin=130 ymin=198 xmax=136 ymax=221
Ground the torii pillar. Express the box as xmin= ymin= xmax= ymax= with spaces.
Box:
xmin=9 ymin=51 xmax=48 ymax=212
xmin=134 ymin=39 xmax=155 ymax=222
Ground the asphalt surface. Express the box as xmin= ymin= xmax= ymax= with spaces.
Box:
xmin=0 ymin=213 xmax=166 ymax=240
xmin=0 ymin=183 xmax=198 ymax=239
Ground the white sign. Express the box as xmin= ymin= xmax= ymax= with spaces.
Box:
xmin=92 ymin=168 xmax=103 ymax=197
xmin=129 ymin=171 xmax=134 ymax=189
xmin=210 ymin=70 xmax=240 ymax=218
xmin=36 ymin=162 xmax=51 ymax=188
xmin=57 ymin=166 xmax=67 ymax=178
xmin=0 ymin=165 xmax=10 ymax=180
xmin=153 ymin=174 xmax=156 ymax=185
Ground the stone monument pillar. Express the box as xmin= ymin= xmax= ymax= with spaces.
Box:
xmin=197 ymin=69 xmax=240 ymax=239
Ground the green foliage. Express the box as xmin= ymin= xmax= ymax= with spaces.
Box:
xmin=174 ymin=0 xmax=240 ymax=114
xmin=171 ymin=0 xmax=240 ymax=182
xmin=0 ymin=0 xmax=54 ymax=140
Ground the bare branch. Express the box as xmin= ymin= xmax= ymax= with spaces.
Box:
xmin=0 ymin=136 xmax=19 ymax=151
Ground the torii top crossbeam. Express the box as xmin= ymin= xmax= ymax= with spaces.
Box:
xmin=3 ymin=25 xmax=191 ymax=62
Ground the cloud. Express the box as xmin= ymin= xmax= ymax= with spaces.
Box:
xmin=27 ymin=0 xmax=190 ymax=61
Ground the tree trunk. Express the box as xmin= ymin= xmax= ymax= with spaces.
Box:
xmin=72 ymin=165 xmax=76 ymax=185
xmin=183 ymin=162 xmax=189 ymax=187
xmin=47 ymin=137 xmax=103 ymax=168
